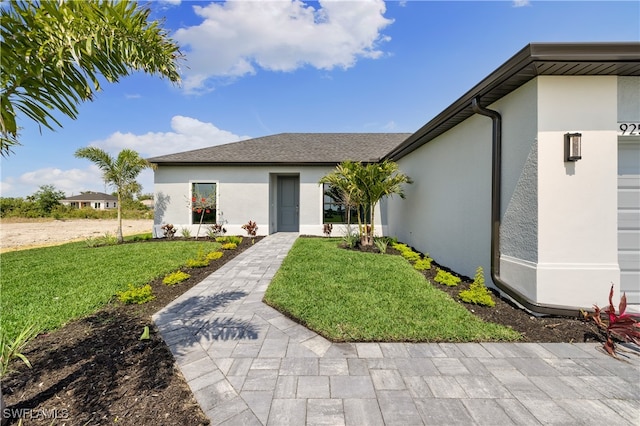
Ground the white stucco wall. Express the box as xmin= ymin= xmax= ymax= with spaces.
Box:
xmin=389 ymin=75 xmax=622 ymax=310
xmin=153 ymin=165 xmax=386 ymax=238
xmin=535 ymin=76 xmax=619 ymax=308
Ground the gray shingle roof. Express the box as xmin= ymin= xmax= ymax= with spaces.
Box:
xmin=147 ymin=133 xmax=411 ymax=165
xmin=62 ymin=192 xmax=117 ymax=202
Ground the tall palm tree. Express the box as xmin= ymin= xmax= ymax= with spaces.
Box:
xmin=75 ymin=147 xmax=155 ymax=243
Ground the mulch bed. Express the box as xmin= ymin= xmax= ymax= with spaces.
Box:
xmin=3 ymin=236 xmax=606 ymax=425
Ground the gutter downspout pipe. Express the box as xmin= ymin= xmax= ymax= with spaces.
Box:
xmin=471 ymin=97 xmax=579 ymax=317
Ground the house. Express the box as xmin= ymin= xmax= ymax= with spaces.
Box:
xmin=60 ymin=192 xmax=118 ymax=210
xmin=148 ymin=133 xmax=410 ymax=237
xmin=149 ymin=42 xmax=639 ymax=314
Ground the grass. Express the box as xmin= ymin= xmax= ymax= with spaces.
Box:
xmin=264 ymin=238 xmax=521 ymax=342
xmin=0 ymin=236 xmax=221 ymax=340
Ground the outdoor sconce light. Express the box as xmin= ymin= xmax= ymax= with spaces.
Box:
xmin=564 ymin=132 xmax=582 ymax=162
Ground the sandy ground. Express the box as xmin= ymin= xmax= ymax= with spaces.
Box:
xmin=0 ymin=218 xmax=154 ymax=253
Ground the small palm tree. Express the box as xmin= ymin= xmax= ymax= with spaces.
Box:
xmin=75 ymin=147 xmax=155 ymax=243
xmin=320 ymin=160 xmax=411 ymax=246
xmin=356 ymin=160 xmax=412 ymax=245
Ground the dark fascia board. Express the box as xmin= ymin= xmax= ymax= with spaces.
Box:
xmin=386 ymin=42 xmax=640 ymax=160
xmin=149 ymin=161 xmax=359 ymax=167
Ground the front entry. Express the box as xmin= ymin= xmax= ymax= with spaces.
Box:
xmin=277 ymin=176 xmax=299 ymax=232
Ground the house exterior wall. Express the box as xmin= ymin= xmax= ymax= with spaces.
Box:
xmin=534 ymin=76 xmax=619 ymax=308
xmin=389 ymin=75 xmax=622 ymax=310
xmin=153 ymin=165 xmax=386 ymax=238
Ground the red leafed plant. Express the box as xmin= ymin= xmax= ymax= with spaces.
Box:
xmin=583 ymin=284 xmax=640 ymax=357
xmin=241 ymin=220 xmax=258 ymax=237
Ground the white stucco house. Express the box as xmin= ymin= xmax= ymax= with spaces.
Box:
xmin=60 ymin=192 xmax=118 ymax=210
xmin=149 ymin=42 xmax=639 ymax=315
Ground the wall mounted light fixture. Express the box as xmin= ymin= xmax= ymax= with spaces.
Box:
xmin=564 ymin=132 xmax=582 ymax=162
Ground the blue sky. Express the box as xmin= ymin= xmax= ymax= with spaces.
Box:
xmin=1 ymin=0 xmax=638 ymax=198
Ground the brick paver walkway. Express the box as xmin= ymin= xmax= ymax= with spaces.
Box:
xmin=153 ymin=233 xmax=640 ymax=425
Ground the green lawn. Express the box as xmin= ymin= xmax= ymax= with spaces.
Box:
xmin=264 ymin=238 xmax=521 ymax=342
xmin=0 ymin=237 xmax=220 ymax=340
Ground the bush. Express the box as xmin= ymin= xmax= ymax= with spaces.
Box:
xmin=206 ymin=251 xmax=223 ymax=261
xmin=373 ymin=237 xmax=388 ymax=254
xmin=459 ymin=267 xmax=495 ymax=307
xmin=216 ymin=236 xmax=242 ymax=245
xmin=117 ymin=284 xmax=155 ymax=304
xmin=162 ymin=271 xmax=191 ymax=286
xmin=185 ymin=258 xmax=209 ymax=268
xmin=84 ymin=232 xmax=118 ymax=247
xmin=221 ymin=242 xmax=237 ymax=250
xmin=401 ymin=250 xmax=421 ymax=262
xmin=180 ymin=228 xmax=192 ymax=238
xmin=414 ymin=257 xmax=432 ymax=271
xmin=434 ymin=269 xmax=461 ymax=287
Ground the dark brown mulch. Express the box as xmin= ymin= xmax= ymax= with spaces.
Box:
xmin=3 ymin=235 xmax=605 ymax=425
xmin=2 ymin=236 xmax=262 ymax=426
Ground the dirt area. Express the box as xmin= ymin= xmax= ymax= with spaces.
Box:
xmin=0 ymin=219 xmax=153 ymax=252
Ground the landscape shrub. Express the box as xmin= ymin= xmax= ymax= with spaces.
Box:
xmin=216 ymin=236 xmax=242 ymax=245
xmin=459 ymin=267 xmax=495 ymax=307
xmin=84 ymin=232 xmax=118 ymax=247
xmin=401 ymin=250 xmax=421 ymax=262
xmin=221 ymin=242 xmax=237 ymax=250
xmin=117 ymin=284 xmax=155 ymax=304
xmin=414 ymin=257 xmax=432 ymax=271
xmin=373 ymin=237 xmax=388 ymax=254
xmin=206 ymin=251 xmax=223 ymax=261
xmin=180 ymin=228 xmax=192 ymax=238
xmin=434 ymin=269 xmax=461 ymax=287
xmin=162 ymin=271 xmax=191 ymax=286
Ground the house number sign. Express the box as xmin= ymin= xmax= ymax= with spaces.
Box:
xmin=618 ymin=122 xmax=640 ymax=136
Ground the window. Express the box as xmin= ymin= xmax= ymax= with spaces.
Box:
xmin=106 ymin=202 xmax=109 ymax=208
xmin=322 ymin=183 xmax=367 ymax=224
xmin=94 ymin=202 xmax=101 ymax=209
xmin=191 ymin=182 xmax=217 ymax=224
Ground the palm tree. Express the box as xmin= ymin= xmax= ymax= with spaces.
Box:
xmin=1 ymin=0 xmax=182 ymax=156
xmin=75 ymin=147 xmax=155 ymax=243
xmin=355 ymin=160 xmax=412 ymax=246
xmin=319 ymin=161 xmax=362 ymax=231
xmin=320 ymin=160 xmax=411 ymax=246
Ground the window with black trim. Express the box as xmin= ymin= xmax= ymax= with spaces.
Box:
xmin=191 ymin=182 xmax=217 ymax=224
xmin=323 ymin=183 xmax=367 ymax=224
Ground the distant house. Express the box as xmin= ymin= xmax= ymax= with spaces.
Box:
xmin=60 ymin=192 xmax=118 ymax=210
xmin=149 ymin=42 xmax=640 ymax=314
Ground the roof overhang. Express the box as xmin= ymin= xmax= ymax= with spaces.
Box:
xmin=385 ymin=42 xmax=640 ymax=160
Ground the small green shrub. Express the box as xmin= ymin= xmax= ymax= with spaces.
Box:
xmin=221 ymin=242 xmax=237 ymax=250
xmin=459 ymin=267 xmax=495 ymax=307
xmin=84 ymin=232 xmax=118 ymax=248
xmin=117 ymin=284 xmax=155 ymax=304
xmin=401 ymin=250 xmax=421 ymax=262
xmin=181 ymin=228 xmax=192 ymax=238
xmin=391 ymin=242 xmax=410 ymax=252
xmin=434 ymin=269 xmax=461 ymax=287
xmin=373 ymin=237 xmax=388 ymax=254
xmin=206 ymin=251 xmax=223 ymax=261
xmin=162 ymin=271 xmax=191 ymax=286
xmin=414 ymin=257 xmax=432 ymax=271
xmin=185 ymin=258 xmax=209 ymax=267
xmin=216 ymin=235 xmax=243 ymax=245
xmin=342 ymin=230 xmax=359 ymax=249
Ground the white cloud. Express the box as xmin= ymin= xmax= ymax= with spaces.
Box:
xmin=1 ymin=166 xmax=104 ymax=198
xmin=513 ymin=0 xmax=531 ymax=7
xmin=0 ymin=117 xmax=248 ymax=197
xmin=174 ymin=0 xmax=393 ymax=93
xmin=91 ymin=115 xmax=249 ymax=158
